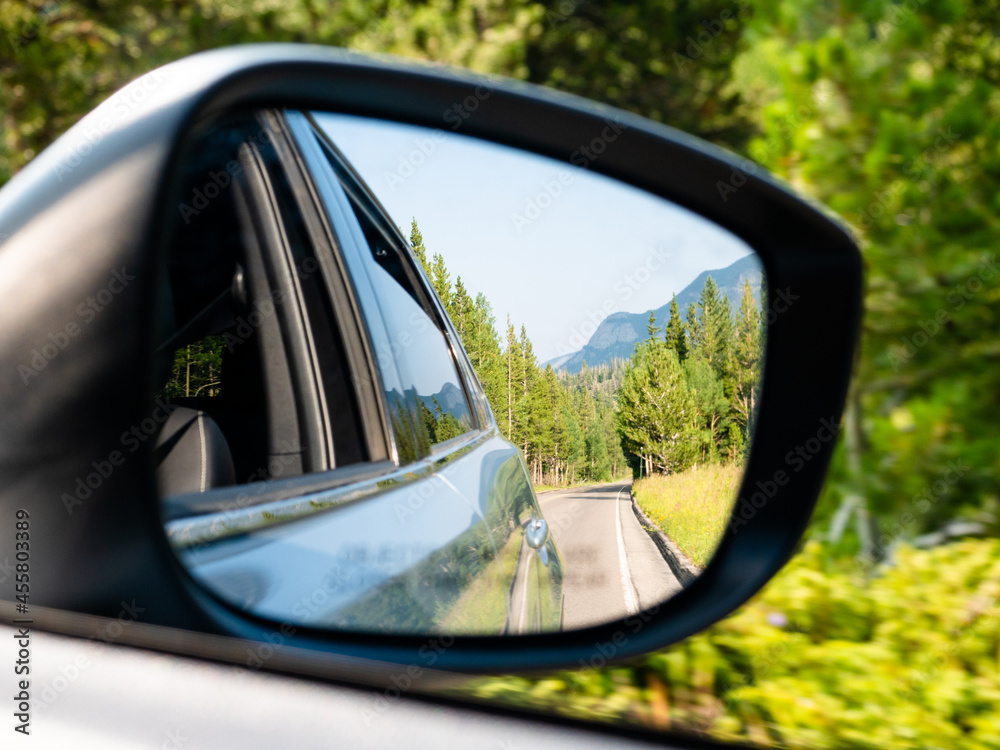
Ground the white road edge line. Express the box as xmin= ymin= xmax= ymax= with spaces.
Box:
xmin=615 ymin=485 xmax=639 ymax=616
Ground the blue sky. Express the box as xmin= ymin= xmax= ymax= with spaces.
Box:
xmin=313 ymin=113 xmax=757 ymax=362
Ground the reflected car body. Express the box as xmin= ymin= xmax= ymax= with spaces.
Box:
xmin=171 ymin=435 xmax=561 ymax=633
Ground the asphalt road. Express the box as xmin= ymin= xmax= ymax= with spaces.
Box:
xmin=539 ymin=481 xmax=683 ymax=631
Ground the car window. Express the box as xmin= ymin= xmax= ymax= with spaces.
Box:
xmin=304 ymin=120 xmax=477 ymax=462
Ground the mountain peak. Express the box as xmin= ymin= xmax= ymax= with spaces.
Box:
xmin=545 ymin=253 xmax=762 ymax=373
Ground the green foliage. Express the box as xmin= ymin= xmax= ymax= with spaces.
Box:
xmin=691 ymin=275 xmax=734 ymax=371
xmin=727 ymin=0 xmax=1000 ymax=553
xmin=408 ymin=218 xmax=427 ymax=267
xmin=0 ymin=0 xmax=755 ymax=189
xmin=684 ymin=357 xmax=729 ymax=463
xmin=466 ymin=539 xmax=1000 ymax=748
xmin=729 ymin=279 xmax=762 ymax=440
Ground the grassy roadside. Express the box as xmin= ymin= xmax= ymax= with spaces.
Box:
xmin=632 ymin=463 xmax=743 ymax=568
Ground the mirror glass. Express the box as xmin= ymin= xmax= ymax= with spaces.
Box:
xmin=156 ymin=108 xmax=765 ymax=635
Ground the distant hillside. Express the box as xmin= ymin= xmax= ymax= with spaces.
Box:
xmin=414 ymin=381 xmax=467 ymax=415
xmin=547 ymin=254 xmax=763 ymax=374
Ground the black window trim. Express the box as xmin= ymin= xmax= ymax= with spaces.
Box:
xmin=235 ymin=131 xmax=335 ymax=472
xmin=260 ymin=109 xmax=394 ymax=466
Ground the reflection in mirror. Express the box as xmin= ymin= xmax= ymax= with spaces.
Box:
xmin=157 ymin=109 xmax=764 ymax=636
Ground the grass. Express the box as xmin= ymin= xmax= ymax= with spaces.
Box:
xmin=435 ymin=531 xmax=524 ymax=634
xmin=632 ymin=463 xmax=743 ymax=568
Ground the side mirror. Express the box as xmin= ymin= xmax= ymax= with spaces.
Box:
xmin=0 ymin=44 xmax=861 ymax=675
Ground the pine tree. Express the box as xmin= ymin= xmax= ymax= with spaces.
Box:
xmin=664 ymin=294 xmax=688 ymax=361
xmin=685 ymin=302 xmax=700 ymax=354
xmin=690 ymin=276 xmax=734 ymax=375
xmin=616 ymin=342 xmax=697 ymax=476
xmin=468 ymin=293 xmax=505 ymax=416
xmin=504 ymin=315 xmax=520 ymax=442
xmin=409 ymin=218 xmax=427 ymax=269
xmin=450 ymin=276 xmax=472 ymax=337
xmin=646 ymin=310 xmax=660 ymax=340
xmin=716 ymin=291 xmax=734 ymax=371
xmin=683 ymin=357 xmax=729 ymax=462
xmin=525 ymin=364 xmax=554 ymax=483
xmin=730 ymin=278 xmax=763 ymax=432
xmin=694 ymin=276 xmax=720 ymax=366
xmin=164 ymin=336 xmax=224 ymax=398
xmin=429 ymin=253 xmax=451 ymax=309
xmin=514 ymin=325 xmax=538 ymax=459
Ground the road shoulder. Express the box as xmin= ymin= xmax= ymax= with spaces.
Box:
xmin=629 ymin=494 xmax=701 ymax=587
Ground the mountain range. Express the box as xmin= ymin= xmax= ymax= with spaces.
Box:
xmin=546 ymin=254 xmax=762 ymax=374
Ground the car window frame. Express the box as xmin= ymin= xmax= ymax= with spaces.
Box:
xmin=159 ymin=109 xmax=403 ymax=522
xmin=162 ymin=106 xmax=504 ymax=539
